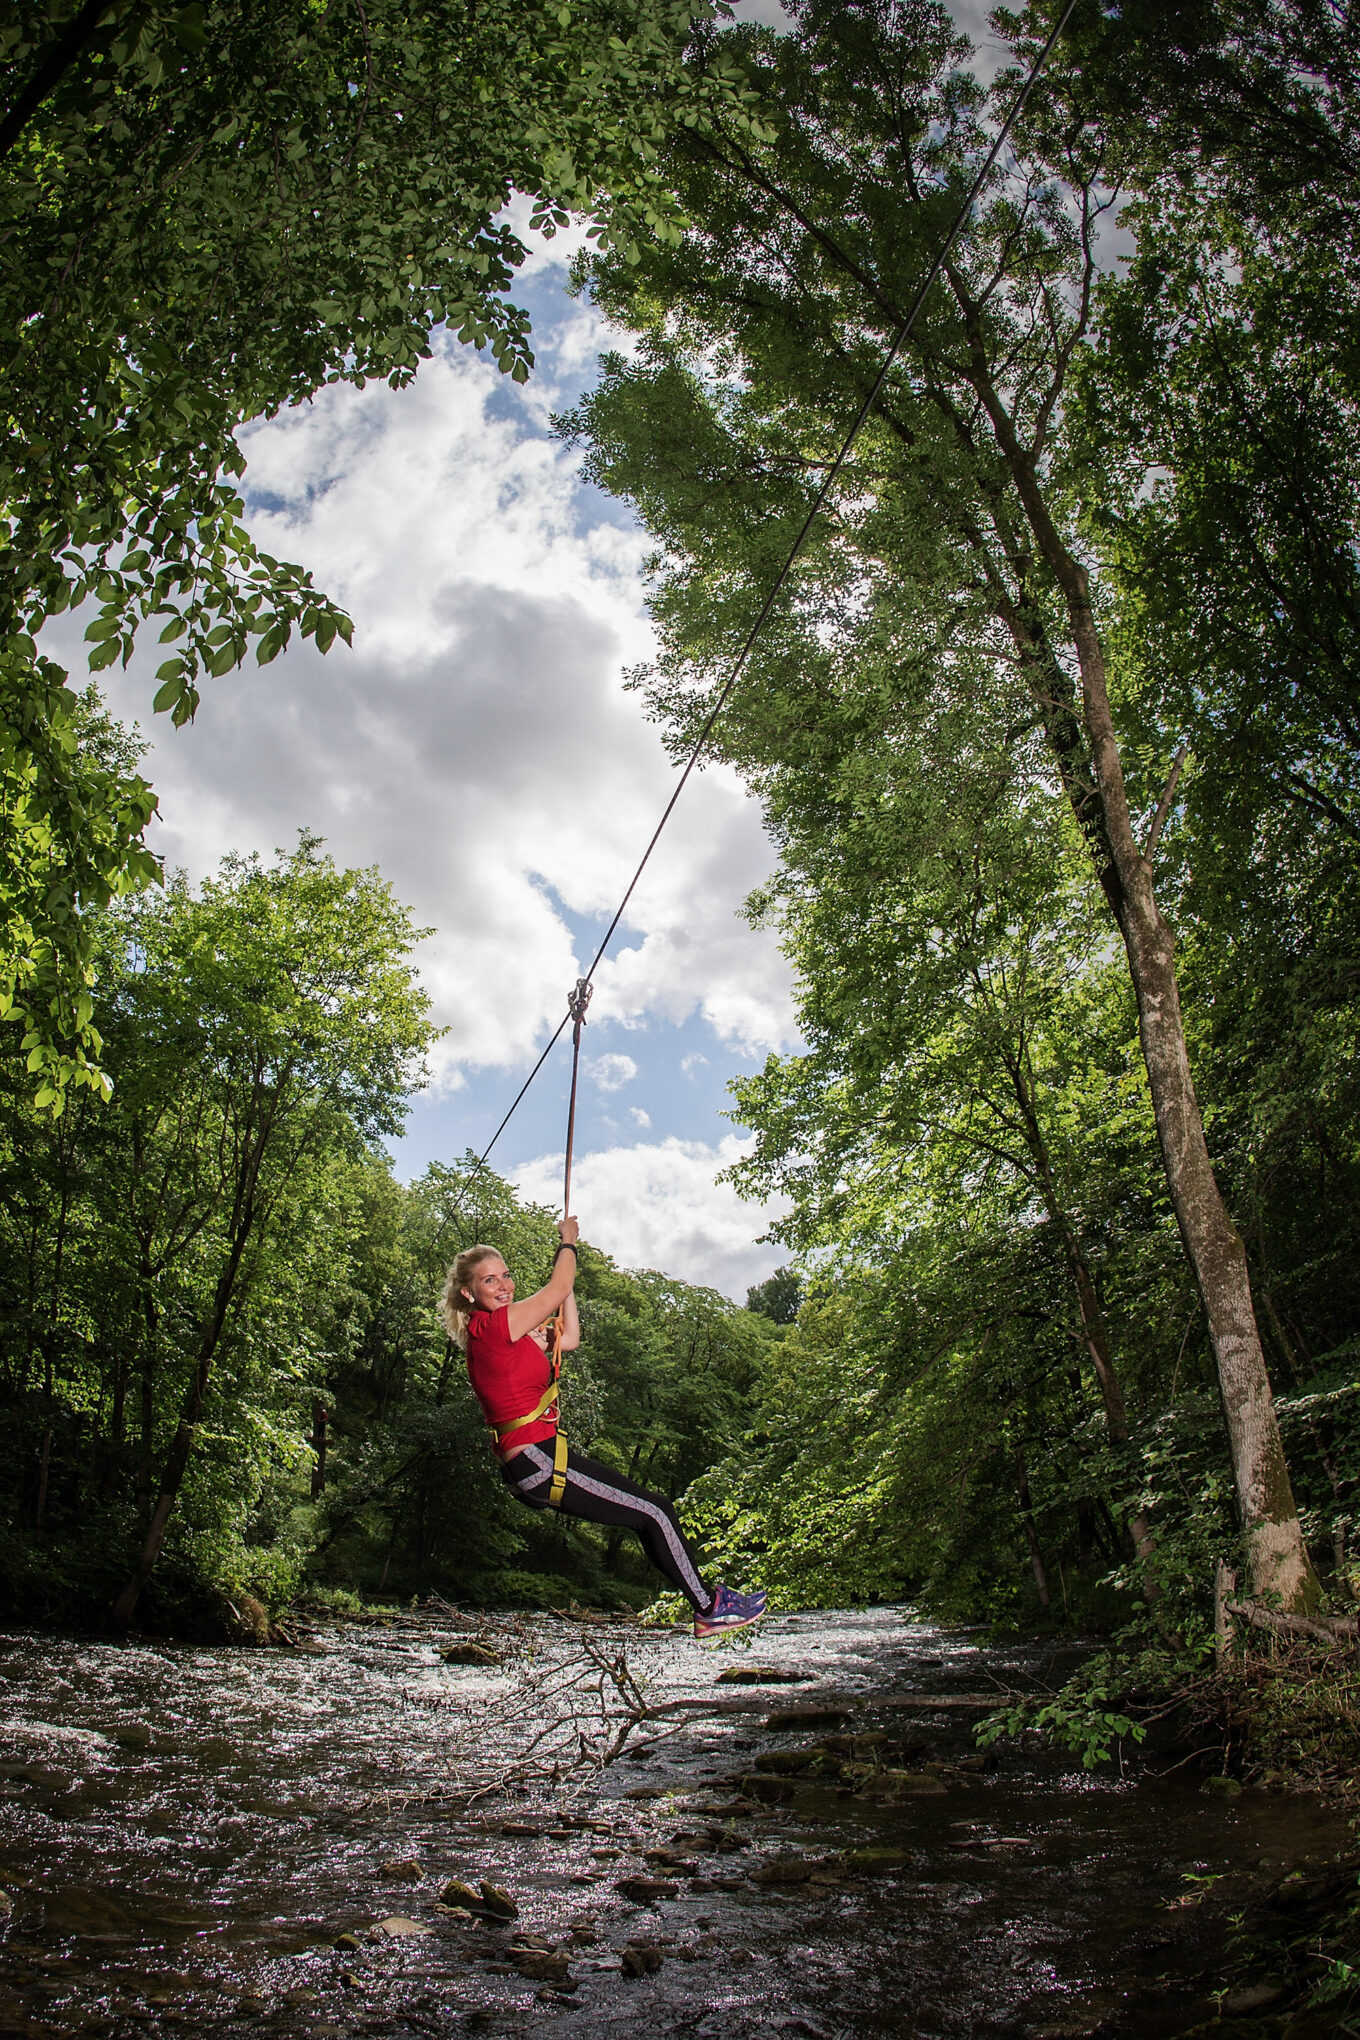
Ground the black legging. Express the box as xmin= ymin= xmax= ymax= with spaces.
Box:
xmin=501 ymin=1438 xmax=713 ymax=1613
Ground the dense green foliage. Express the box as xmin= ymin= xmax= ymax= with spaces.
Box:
xmin=554 ymin=0 xmax=1360 ymax=1634
xmin=0 ymin=0 xmax=760 ymax=1097
xmin=0 ymin=821 xmax=772 ymax=1627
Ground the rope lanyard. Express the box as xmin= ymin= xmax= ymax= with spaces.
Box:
xmin=548 ymin=976 xmax=591 ymax=1363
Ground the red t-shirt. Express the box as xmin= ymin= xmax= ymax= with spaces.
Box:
xmin=466 ymin=1306 xmax=558 ymax=1455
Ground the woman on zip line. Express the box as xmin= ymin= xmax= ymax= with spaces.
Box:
xmin=441 ymin=1217 xmax=767 ymax=1641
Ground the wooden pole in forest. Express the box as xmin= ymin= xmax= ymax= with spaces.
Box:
xmin=1214 ymin=1559 xmax=1237 ymax=1673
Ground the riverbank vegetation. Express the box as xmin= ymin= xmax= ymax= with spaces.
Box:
xmin=0 ymin=823 xmax=772 ymax=1628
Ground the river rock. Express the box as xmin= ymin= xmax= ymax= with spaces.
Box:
xmin=621 ymin=1941 xmax=665 ymax=1976
xmin=750 ymin=1856 xmax=816 ymax=1885
xmin=820 ymin=1732 xmax=887 ymax=1757
xmin=1223 ymin=1983 xmax=1286 ymax=2015
xmin=689 ymin=1875 xmax=747 ymax=1893
xmin=1204 ymin=1775 xmax=1243 ymax=1799
xmin=753 ymin=1749 xmax=816 ymax=1776
xmin=332 ymin=1932 xmax=362 ymax=1951
xmin=511 ymin=1949 xmax=573 ymax=1983
xmin=715 ymin=1666 xmax=811 ymax=1685
xmin=441 ymin=1879 xmax=484 ymax=1910
xmin=379 ymin=1857 xmax=423 ymax=1877
xmin=375 ymin=1916 xmax=431 ymax=1938
xmin=740 ymin=1773 xmax=796 ymax=1804
xmin=857 ymin=1768 xmax=947 ymax=1801
xmin=645 ymin=1849 xmax=698 ymax=1873
xmin=615 ymin=1876 xmax=679 ymax=1903
xmin=441 ymin=1641 xmax=502 ymax=1667
xmin=763 ymin=1707 xmax=849 ymax=1731
xmin=0 ymin=1889 xmax=11 ymax=1919
xmin=478 ymin=1880 xmax=518 ymax=1919
xmin=844 ymin=1846 xmax=909 ymax=1875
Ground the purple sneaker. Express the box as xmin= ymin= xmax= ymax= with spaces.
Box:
xmin=693 ymin=1583 xmax=768 ymax=1641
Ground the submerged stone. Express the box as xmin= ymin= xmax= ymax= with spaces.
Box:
xmin=1223 ymin=1983 xmax=1286 ymax=2014
xmin=441 ymin=1641 xmax=503 ymax=1667
xmin=616 ymin=1876 xmax=679 ymax=1902
xmin=858 ymin=1768 xmax=947 ymax=1800
xmin=621 ymin=1942 xmax=665 ymax=1976
xmin=844 ymin=1847 xmax=910 ymax=1875
xmin=741 ymin=1773 xmax=796 ymax=1804
xmin=753 ymin=1749 xmax=816 ymax=1775
xmin=715 ymin=1666 xmax=811 ymax=1685
xmin=750 ymin=1856 xmax=817 ymax=1885
xmin=375 ymin=1915 xmax=431 ymax=1937
xmin=511 ymin=1948 xmax=573 ymax=1983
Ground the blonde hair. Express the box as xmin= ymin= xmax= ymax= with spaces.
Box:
xmin=440 ymin=1245 xmax=502 ymax=1350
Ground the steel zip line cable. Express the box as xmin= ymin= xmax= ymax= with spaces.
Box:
xmin=440 ymin=0 xmax=1081 ymax=1234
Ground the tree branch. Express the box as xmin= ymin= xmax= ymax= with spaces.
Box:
xmin=0 ymin=0 xmax=120 ymax=163
xmin=1142 ymin=742 xmax=1189 ymax=865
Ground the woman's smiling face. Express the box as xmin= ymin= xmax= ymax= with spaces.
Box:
xmin=463 ymin=1256 xmax=513 ymax=1313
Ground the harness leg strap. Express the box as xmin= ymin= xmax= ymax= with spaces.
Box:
xmin=548 ymin=1430 xmax=569 ymax=1509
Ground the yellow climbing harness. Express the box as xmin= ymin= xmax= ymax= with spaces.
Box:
xmin=487 ymin=1310 xmax=569 ymax=1508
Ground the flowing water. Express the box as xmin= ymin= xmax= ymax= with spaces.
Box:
xmin=0 ymin=1608 xmax=1348 ymax=2039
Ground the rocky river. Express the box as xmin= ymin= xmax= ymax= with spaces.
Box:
xmin=0 ymin=1607 xmax=1352 ymax=2039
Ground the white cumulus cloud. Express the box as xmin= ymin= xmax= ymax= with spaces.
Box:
xmin=76 ymin=312 xmax=795 ymax=1090
xmin=588 ymin=1052 xmax=638 ymax=1093
xmin=514 ymin=1135 xmax=786 ymax=1299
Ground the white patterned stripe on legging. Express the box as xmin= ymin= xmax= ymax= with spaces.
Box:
xmin=510 ymin=1442 xmax=708 ymax=1606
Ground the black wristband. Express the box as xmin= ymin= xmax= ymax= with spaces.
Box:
xmin=554 ymin=1242 xmax=578 ymax=1258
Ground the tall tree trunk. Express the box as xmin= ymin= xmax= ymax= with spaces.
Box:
xmin=103 ymin=1345 xmax=129 ymax=1501
xmin=1013 ymin=1440 xmax=1051 ymax=1611
xmin=1033 ymin=543 xmax=1318 ymax=1607
xmin=934 ymin=266 xmax=1321 ymax=1609
xmin=310 ymin=1401 xmax=329 ymax=1498
xmin=33 ymin=1415 xmax=52 ymax=1531
xmin=109 ymin=1217 xmax=255 ymax=1630
xmin=1004 ymin=1049 xmax=1164 ymax=1606
xmin=136 ymin=1306 xmax=157 ymax=1526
